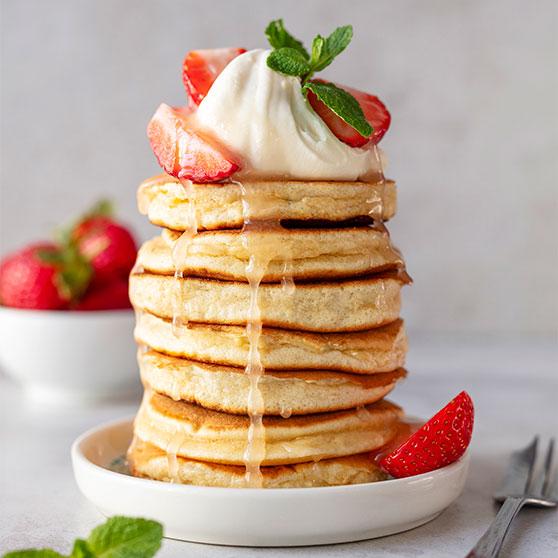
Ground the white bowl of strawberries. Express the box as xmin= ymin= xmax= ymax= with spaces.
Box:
xmin=0 ymin=201 xmax=140 ymax=403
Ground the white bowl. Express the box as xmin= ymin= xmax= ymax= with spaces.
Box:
xmin=72 ymin=418 xmax=470 ymax=547
xmin=0 ymin=307 xmax=138 ymax=403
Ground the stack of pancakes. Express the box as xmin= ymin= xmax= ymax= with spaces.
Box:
xmin=128 ymin=174 xmax=409 ymax=488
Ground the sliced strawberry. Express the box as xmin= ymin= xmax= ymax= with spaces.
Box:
xmin=380 ymin=391 xmax=474 ymax=478
xmin=182 ymin=48 xmax=246 ymax=105
xmin=147 ymin=103 xmax=239 ymax=183
xmin=307 ymin=79 xmax=391 ymax=147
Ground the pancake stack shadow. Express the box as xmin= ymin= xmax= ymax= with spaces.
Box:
xmin=127 ymin=174 xmax=410 ymax=488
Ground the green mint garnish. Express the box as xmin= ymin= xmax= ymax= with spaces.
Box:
xmin=310 ymin=26 xmax=353 ymax=72
xmin=3 ymin=517 xmax=163 ymax=558
xmin=265 ymin=20 xmax=371 ymax=139
xmin=267 ymin=48 xmax=312 ymax=77
xmin=265 ymin=19 xmax=309 ymax=59
xmin=86 ymin=517 xmax=162 ymax=558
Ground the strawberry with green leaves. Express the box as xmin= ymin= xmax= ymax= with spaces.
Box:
xmin=71 ymin=200 xmax=137 ymax=286
xmin=0 ymin=242 xmax=91 ymax=310
xmin=0 ymin=200 xmax=136 ymax=311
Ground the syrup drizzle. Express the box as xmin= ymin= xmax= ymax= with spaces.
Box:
xmin=166 ymin=178 xmax=198 ymax=481
xmin=171 ymin=180 xmax=198 ymax=336
xmin=238 ymin=180 xmax=294 ymax=487
xmin=166 ymin=431 xmax=183 ymax=483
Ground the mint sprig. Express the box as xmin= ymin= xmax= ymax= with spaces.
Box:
xmin=3 ymin=517 xmax=163 ymax=558
xmin=265 ymin=20 xmax=371 ymax=139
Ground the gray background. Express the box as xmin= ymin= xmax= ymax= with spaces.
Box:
xmin=1 ymin=0 xmax=557 ymax=336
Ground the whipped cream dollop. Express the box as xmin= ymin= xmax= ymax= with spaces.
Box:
xmin=195 ymin=49 xmax=385 ymax=181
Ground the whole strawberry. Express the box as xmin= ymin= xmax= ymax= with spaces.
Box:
xmin=0 ymin=242 xmax=91 ymax=310
xmin=72 ymin=201 xmax=137 ymax=285
xmin=380 ymin=391 xmax=474 ymax=478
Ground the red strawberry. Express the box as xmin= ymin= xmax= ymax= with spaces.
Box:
xmin=73 ymin=278 xmax=131 ymax=311
xmin=182 ymin=48 xmax=246 ymax=105
xmin=147 ymin=103 xmax=239 ymax=182
xmin=0 ymin=243 xmax=91 ymax=310
xmin=380 ymin=391 xmax=474 ymax=478
xmin=307 ymin=79 xmax=391 ymax=147
xmin=73 ymin=216 xmax=137 ymax=285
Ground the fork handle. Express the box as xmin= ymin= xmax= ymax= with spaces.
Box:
xmin=465 ymin=496 xmax=526 ymax=558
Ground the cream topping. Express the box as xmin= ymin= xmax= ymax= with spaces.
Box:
xmin=195 ymin=49 xmax=385 ymax=181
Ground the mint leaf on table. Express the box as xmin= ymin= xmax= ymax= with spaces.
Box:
xmin=303 ymin=81 xmax=372 ymax=138
xmin=87 ymin=517 xmax=163 ymax=558
xmin=2 ymin=517 xmax=163 ymax=558
xmin=267 ymin=47 xmax=312 ymax=77
xmin=3 ymin=551 xmax=65 ymax=558
xmin=265 ymin=19 xmax=309 ymax=59
xmin=69 ymin=540 xmax=94 ymax=558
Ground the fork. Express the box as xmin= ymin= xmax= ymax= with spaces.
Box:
xmin=466 ymin=437 xmax=557 ymax=558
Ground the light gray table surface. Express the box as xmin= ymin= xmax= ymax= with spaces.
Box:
xmin=1 ymin=334 xmax=557 ymax=557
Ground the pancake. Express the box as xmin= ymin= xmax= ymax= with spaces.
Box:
xmin=133 ymin=391 xmax=403 ymax=466
xmin=128 ymin=438 xmax=387 ymax=488
xmin=135 ymin=312 xmax=407 ymax=373
xmin=139 ymin=349 xmax=407 ymax=415
xmin=137 ymin=174 xmax=397 ymax=231
xmin=136 ymin=226 xmax=404 ymax=282
xmin=129 ymin=272 xmax=406 ymax=332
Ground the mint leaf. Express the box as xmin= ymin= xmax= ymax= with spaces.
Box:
xmin=304 ymin=81 xmax=372 ymax=138
xmin=267 ymin=48 xmax=311 ymax=77
xmin=311 ymin=25 xmax=353 ymax=72
xmin=70 ymin=540 xmax=94 ymax=558
xmin=265 ymin=19 xmax=309 ymax=59
xmin=86 ymin=516 xmax=163 ymax=558
xmin=3 ymin=551 xmax=65 ymax=558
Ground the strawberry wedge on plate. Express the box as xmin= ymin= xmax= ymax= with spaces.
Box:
xmin=380 ymin=391 xmax=474 ymax=478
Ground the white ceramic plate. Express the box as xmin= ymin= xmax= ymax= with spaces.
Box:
xmin=72 ymin=417 xmax=470 ymax=547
